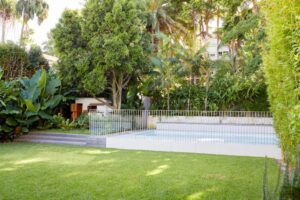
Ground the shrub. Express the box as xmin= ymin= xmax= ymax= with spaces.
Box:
xmin=75 ymin=113 xmax=89 ymax=129
xmin=0 ymin=43 xmax=50 ymax=81
xmin=52 ymin=114 xmax=77 ymax=130
xmin=28 ymin=45 xmax=50 ymax=71
xmin=52 ymin=113 xmax=89 ymax=130
xmin=0 ymin=42 xmax=29 ymax=80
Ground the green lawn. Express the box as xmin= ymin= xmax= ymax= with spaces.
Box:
xmin=0 ymin=143 xmax=279 ymax=200
xmin=31 ymin=128 xmax=90 ymax=135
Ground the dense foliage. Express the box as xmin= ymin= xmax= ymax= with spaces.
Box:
xmin=262 ymin=0 xmax=300 ymax=160
xmin=0 ymin=69 xmax=65 ymax=142
xmin=52 ymin=113 xmax=89 ymax=130
xmin=50 ymin=0 xmax=268 ymax=111
xmin=0 ymin=42 xmax=49 ymax=80
xmin=0 ymin=42 xmax=29 ymax=80
xmin=52 ymin=0 xmax=149 ymax=109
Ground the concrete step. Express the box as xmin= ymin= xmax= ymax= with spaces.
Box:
xmin=15 ymin=133 xmax=106 ymax=148
xmin=15 ymin=138 xmax=87 ymax=146
xmin=20 ymin=134 xmax=94 ymax=142
xmin=29 ymin=132 xmax=90 ymax=138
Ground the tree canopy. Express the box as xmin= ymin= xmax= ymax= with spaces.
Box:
xmin=52 ymin=0 xmax=149 ymax=109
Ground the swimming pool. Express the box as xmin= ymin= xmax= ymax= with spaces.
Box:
xmin=132 ymin=130 xmax=278 ymax=145
xmin=105 ymin=129 xmax=281 ymax=159
xmin=90 ymin=110 xmax=281 ymax=158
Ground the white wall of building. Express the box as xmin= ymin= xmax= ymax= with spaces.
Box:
xmin=75 ymin=98 xmax=110 ymax=111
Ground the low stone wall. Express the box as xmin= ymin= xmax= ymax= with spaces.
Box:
xmin=156 ymin=122 xmax=275 ymax=134
xmin=147 ymin=116 xmax=273 ymax=129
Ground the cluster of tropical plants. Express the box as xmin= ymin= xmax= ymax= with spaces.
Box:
xmin=0 ymin=68 xmax=66 ymax=142
xmin=52 ymin=113 xmax=89 ymax=130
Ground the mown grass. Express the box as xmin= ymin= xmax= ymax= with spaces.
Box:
xmin=0 ymin=143 xmax=279 ymax=200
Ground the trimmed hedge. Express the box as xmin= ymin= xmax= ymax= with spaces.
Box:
xmin=262 ymin=0 xmax=300 ymax=161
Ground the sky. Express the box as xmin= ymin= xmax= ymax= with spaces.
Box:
xmin=5 ymin=0 xmax=85 ymax=46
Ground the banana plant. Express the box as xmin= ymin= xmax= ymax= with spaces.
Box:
xmin=20 ymin=69 xmax=63 ymax=121
xmin=0 ymin=68 xmax=64 ymax=141
xmin=0 ymin=68 xmax=21 ymax=140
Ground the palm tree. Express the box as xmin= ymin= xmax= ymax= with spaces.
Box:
xmin=214 ymin=0 xmax=225 ymax=59
xmin=0 ymin=0 xmax=15 ymax=42
xmin=16 ymin=0 xmax=48 ymax=44
xmin=147 ymin=0 xmax=187 ymax=46
xmin=150 ymin=34 xmax=186 ymax=110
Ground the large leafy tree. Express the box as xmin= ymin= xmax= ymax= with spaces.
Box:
xmin=53 ymin=0 xmax=149 ymax=109
xmin=83 ymin=0 xmax=148 ymax=109
xmin=16 ymin=0 xmax=49 ymax=44
xmin=51 ymin=10 xmax=96 ymax=96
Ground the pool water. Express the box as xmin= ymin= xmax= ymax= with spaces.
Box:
xmin=132 ymin=130 xmax=279 ymax=145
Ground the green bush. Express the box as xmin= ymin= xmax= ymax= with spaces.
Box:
xmin=75 ymin=113 xmax=89 ymax=129
xmin=52 ymin=113 xmax=89 ymax=130
xmin=0 ymin=69 xmax=22 ymax=141
xmin=0 ymin=42 xmax=29 ymax=80
xmin=28 ymin=45 xmax=50 ymax=71
xmin=0 ymin=43 xmax=50 ymax=80
xmin=52 ymin=114 xmax=77 ymax=130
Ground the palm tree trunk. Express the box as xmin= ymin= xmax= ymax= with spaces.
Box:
xmin=20 ymin=16 xmax=25 ymax=44
xmin=204 ymin=72 xmax=210 ymax=111
xmin=216 ymin=9 xmax=220 ymax=60
xmin=1 ymin=20 xmax=6 ymax=43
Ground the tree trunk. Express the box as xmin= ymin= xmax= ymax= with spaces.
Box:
xmin=216 ymin=9 xmax=220 ymax=60
xmin=204 ymin=71 xmax=210 ymax=111
xmin=20 ymin=15 xmax=26 ymax=44
xmin=167 ymin=90 xmax=170 ymax=110
xmin=117 ymin=74 xmax=123 ymax=109
xmin=1 ymin=20 xmax=6 ymax=42
xmin=112 ymin=75 xmax=117 ymax=108
xmin=111 ymin=71 xmax=127 ymax=110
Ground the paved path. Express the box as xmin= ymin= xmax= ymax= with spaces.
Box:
xmin=15 ymin=132 xmax=106 ymax=148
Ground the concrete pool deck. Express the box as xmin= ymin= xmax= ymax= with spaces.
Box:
xmin=105 ymin=131 xmax=282 ymax=159
xmin=16 ymin=131 xmax=281 ymax=159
